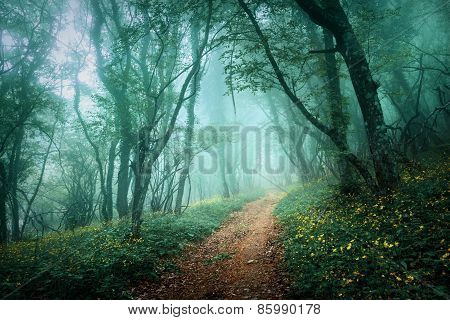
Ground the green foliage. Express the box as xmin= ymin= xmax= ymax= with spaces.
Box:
xmin=274 ymin=158 xmax=449 ymax=299
xmin=0 ymin=190 xmax=263 ymax=299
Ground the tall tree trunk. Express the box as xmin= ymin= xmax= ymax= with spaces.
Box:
xmin=73 ymin=67 xmax=111 ymax=221
xmin=106 ymin=139 xmax=118 ymax=220
xmin=227 ymin=150 xmax=239 ymax=195
xmin=9 ymin=125 xmax=24 ymax=241
xmin=0 ymin=160 xmax=7 ymax=243
xmin=293 ymin=129 xmax=311 ymax=182
xmin=174 ymin=105 xmax=195 ymax=213
xmin=218 ymin=142 xmax=230 ymax=198
xmin=322 ymin=28 xmax=355 ymax=192
xmin=285 ymin=103 xmax=314 ymax=182
xmin=116 ymin=135 xmax=131 ymax=218
xmin=174 ymin=20 xmax=201 ymax=214
xmin=266 ymin=92 xmax=311 ymax=182
xmin=130 ymin=160 xmax=151 ymax=237
xmin=295 ymin=0 xmax=399 ymax=190
xmin=90 ymin=0 xmax=133 ymax=217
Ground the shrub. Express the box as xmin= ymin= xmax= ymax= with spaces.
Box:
xmin=0 ymin=190 xmax=263 ymax=299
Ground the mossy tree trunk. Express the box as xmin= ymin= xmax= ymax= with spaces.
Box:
xmin=295 ymin=0 xmax=399 ymax=190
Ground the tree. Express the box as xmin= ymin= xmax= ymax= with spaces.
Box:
xmin=90 ymin=0 xmax=134 ymax=218
xmin=174 ymin=18 xmax=202 ymax=214
xmin=321 ymin=28 xmax=356 ymax=192
xmin=237 ymin=0 xmax=378 ymax=191
xmin=130 ymin=0 xmax=213 ymax=236
xmin=294 ymin=0 xmax=399 ymax=190
xmin=0 ymin=0 xmax=63 ymax=241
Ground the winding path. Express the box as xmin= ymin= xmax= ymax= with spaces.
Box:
xmin=133 ymin=192 xmax=289 ymax=299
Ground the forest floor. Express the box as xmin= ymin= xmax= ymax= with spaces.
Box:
xmin=132 ymin=192 xmax=290 ymax=299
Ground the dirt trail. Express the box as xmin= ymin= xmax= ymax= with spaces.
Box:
xmin=133 ymin=192 xmax=289 ymax=299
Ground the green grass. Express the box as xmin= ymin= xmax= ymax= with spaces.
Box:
xmin=0 ymin=190 xmax=263 ymax=299
xmin=274 ymin=157 xmax=449 ymax=299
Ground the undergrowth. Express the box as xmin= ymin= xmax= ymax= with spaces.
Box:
xmin=0 ymin=190 xmax=263 ymax=299
xmin=274 ymin=156 xmax=449 ymax=299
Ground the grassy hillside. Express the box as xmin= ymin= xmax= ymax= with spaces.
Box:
xmin=0 ymin=191 xmax=263 ymax=299
xmin=275 ymin=156 xmax=449 ymax=299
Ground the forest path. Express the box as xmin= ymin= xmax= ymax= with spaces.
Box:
xmin=133 ymin=192 xmax=289 ymax=299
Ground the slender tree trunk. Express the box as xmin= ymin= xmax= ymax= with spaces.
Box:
xmin=73 ymin=67 xmax=111 ymax=221
xmin=294 ymin=131 xmax=311 ymax=182
xmin=266 ymin=92 xmax=311 ymax=182
xmin=106 ymin=139 xmax=118 ymax=220
xmin=322 ymin=28 xmax=355 ymax=192
xmin=175 ymin=20 xmax=200 ymax=214
xmin=9 ymin=125 xmax=24 ymax=241
xmin=131 ymin=161 xmax=151 ymax=237
xmin=90 ymin=0 xmax=133 ymax=217
xmin=0 ymin=160 xmax=7 ymax=243
xmin=285 ymin=106 xmax=313 ymax=182
xmin=116 ymin=135 xmax=131 ymax=218
xmin=227 ymin=151 xmax=239 ymax=195
xmin=218 ymin=142 xmax=230 ymax=198
xmin=174 ymin=132 xmax=193 ymax=213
